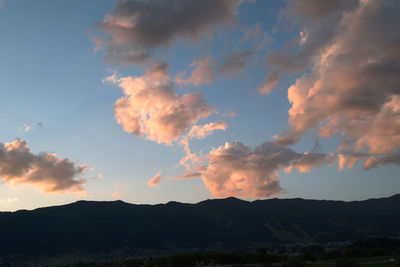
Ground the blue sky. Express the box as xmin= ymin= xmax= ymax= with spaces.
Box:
xmin=1 ymin=0 xmax=399 ymax=211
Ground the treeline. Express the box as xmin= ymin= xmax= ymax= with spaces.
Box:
xmin=1 ymin=237 xmax=399 ymax=266
xmin=76 ymin=237 xmax=400 ymax=267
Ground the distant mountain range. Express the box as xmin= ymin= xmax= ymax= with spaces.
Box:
xmin=1 ymin=195 xmax=399 ymax=258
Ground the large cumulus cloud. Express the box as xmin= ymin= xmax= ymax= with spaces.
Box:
xmin=108 ymin=63 xmax=216 ymax=144
xmin=269 ymin=0 xmax=400 ymax=169
xmin=181 ymin=141 xmax=326 ymax=198
xmin=0 ymin=139 xmax=86 ymax=194
xmin=96 ymin=0 xmax=242 ymax=64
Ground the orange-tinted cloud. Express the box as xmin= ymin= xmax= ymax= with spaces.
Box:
xmin=259 ymin=0 xmax=359 ymax=94
xmin=91 ymin=36 xmax=103 ymax=53
xmin=112 ymin=185 xmax=123 ymax=198
xmin=108 ymin=63 xmax=215 ymax=145
xmin=179 ymin=122 xmax=228 ymax=170
xmin=222 ymin=111 xmax=236 ymax=117
xmin=272 ymin=0 xmax=400 ymax=169
xmin=180 ymin=141 xmax=326 ymax=198
xmin=148 ymin=172 xmax=162 ymax=187
xmin=0 ymin=139 xmax=86 ymax=194
xmin=187 ymin=121 xmax=228 ymax=140
xmin=175 ymin=56 xmax=215 ymax=87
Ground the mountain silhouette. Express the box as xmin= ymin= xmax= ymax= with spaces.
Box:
xmin=0 ymin=195 xmax=399 ymax=257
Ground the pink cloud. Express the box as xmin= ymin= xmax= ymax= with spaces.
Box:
xmin=272 ymin=0 xmax=400 ymax=169
xmin=91 ymin=36 xmax=103 ymax=53
xmin=187 ymin=121 xmax=228 ymax=140
xmin=175 ymin=56 xmax=215 ymax=87
xmin=179 ymin=122 xmax=228 ymax=171
xmin=112 ymin=185 xmax=123 ymax=198
xmin=259 ymin=0 xmax=359 ymax=95
xmin=178 ymin=141 xmax=326 ymax=198
xmin=222 ymin=111 xmax=236 ymax=117
xmin=108 ymin=63 xmax=215 ymax=145
xmin=148 ymin=172 xmax=162 ymax=187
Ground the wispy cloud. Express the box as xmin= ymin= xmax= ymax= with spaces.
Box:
xmin=222 ymin=111 xmax=236 ymax=117
xmin=175 ymin=56 xmax=215 ymax=87
xmin=217 ymin=50 xmax=253 ymax=77
xmin=19 ymin=124 xmax=31 ymax=132
xmin=148 ymin=172 xmax=162 ymax=187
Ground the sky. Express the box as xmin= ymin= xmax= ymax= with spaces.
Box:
xmin=1 ymin=0 xmax=400 ymax=211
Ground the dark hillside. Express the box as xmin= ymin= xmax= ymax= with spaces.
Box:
xmin=0 ymin=195 xmax=399 ymax=257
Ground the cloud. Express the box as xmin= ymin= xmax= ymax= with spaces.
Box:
xmin=176 ymin=51 xmax=253 ymax=87
xmin=148 ymin=172 xmax=162 ymax=187
xmin=285 ymin=0 xmax=358 ymax=20
xmin=175 ymin=56 xmax=215 ymax=87
xmin=241 ymin=23 xmax=273 ymax=50
xmin=179 ymin=121 xmax=228 ymax=170
xmin=0 ymin=139 xmax=86 ymax=194
xmin=180 ymin=141 xmax=326 ymax=198
xmin=19 ymin=124 xmax=31 ymax=132
xmin=178 ymin=122 xmax=228 ymax=170
xmin=0 ymin=197 xmax=18 ymax=205
xmin=222 ymin=111 xmax=236 ymax=117
xmin=337 ymin=152 xmax=368 ymax=171
xmin=242 ymin=23 xmax=262 ymax=42
xmin=96 ymin=0 xmax=242 ymax=64
xmin=175 ymin=171 xmax=202 ymax=180
xmin=112 ymin=185 xmax=123 ymax=198
xmin=259 ymin=0 xmax=359 ymax=94
xmin=362 ymin=154 xmax=400 ymax=170
xmin=187 ymin=121 xmax=228 ymax=140
xmin=108 ymin=63 xmax=215 ymax=144
xmin=91 ymin=36 xmax=103 ymax=53
xmin=271 ymin=0 xmax=400 ymax=170
xmin=259 ymin=70 xmax=280 ymax=94
xmin=217 ymin=50 xmax=253 ymax=76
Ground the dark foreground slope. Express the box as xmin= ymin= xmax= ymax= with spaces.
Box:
xmin=0 ymin=195 xmax=399 ymax=257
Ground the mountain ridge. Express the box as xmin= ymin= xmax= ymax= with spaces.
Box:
xmin=0 ymin=193 xmax=399 ymax=259
xmin=4 ymin=193 xmax=400 ymax=214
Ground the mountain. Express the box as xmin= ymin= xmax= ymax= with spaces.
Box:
xmin=0 ymin=195 xmax=399 ymax=258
